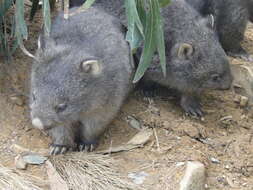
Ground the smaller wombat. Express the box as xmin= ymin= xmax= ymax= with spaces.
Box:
xmin=186 ymin=0 xmax=253 ymax=61
xmin=69 ymin=0 xmax=233 ymax=116
xmin=140 ymin=0 xmax=232 ymax=117
xmin=30 ymin=7 xmax=134 ymax=155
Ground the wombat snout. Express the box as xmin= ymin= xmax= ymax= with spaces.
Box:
xmin=32 ymin=118 xmax=45 ymax=130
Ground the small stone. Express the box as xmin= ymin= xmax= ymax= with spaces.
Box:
xmin=9 ymin=96 xmax=24 ymax=106
xmin=210 ymin=157 xmax=220 ymax=164
xmin=176 ymin=162 xmax=185 ymax=167
xmin=184 ymin=125 xmax=200 ymax=139
xmin=180 ymin=161 xmax=206 ymax=190
xmin=126 ymin=116 xmax=142 ymax=130
xmin=11 ymin=144 xmax=30 ymax=154
xmin=127 ymin=129 xmax=152 ymax=146
xmin=240 ymin=96 xmax=248 ymax=107
xmin=23 ymin=154 xmax=47 ymax=165
xmin=233 ymin=94 xmax=241 ymax=103
xmin=128 ymin=171 xmax=149 ymax=185
xmin=15 ymin=155 xmax=27 ymax=170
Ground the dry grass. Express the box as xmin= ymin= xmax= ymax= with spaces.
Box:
xmin=0 ymin=164 xmax=46 ymax=190
xmin=50 ymin=153 xmax=140 ymax=190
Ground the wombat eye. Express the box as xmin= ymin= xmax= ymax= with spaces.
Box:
xmin=211 ymin=74 xmax=220 ymax=82
xmin=55 ymin=103 xmax=67 ymax=113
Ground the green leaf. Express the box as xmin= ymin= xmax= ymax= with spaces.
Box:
xmin=15 ymin=0 xmax=28 ymax=42
xmin=133 ymin=0 xmax=156 ymax=83
xmin=136 ymin=0 xmax=146 ymax=31
xmin=154 ymin=0 xmax=166 ymax=76
xmin=158 ymin=0 xmax=170 ymax=7
xmin=125 ymin=0 xmax=144 ymax=51
xmin=80 ymin=0 xmax=96 ymax=9
xmin=42 ymin=0 xmax=51 ymax=36
xmin=0 ymin=0 xmax=13 ymax=23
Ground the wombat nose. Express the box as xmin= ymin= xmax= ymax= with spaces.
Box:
xmin=32 ymin=118 xmax=44 ymax=130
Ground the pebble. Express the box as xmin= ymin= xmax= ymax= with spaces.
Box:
xmin=210 ymin=157 xmax=220 ymax=164
xmin=240 ymin=96 xmax=248 ymax=107
xmin=9 ymin=96 xmax=24 ymax=106
xmin=128 ymin=171 xmax=149 ymax=185
xmin=126 ymin=116 xmax=142 ymax=130
xmin=15 ymin=155 xmax=27 ymax=170
xmin=180 ymin=161 xmax=206 ymax=190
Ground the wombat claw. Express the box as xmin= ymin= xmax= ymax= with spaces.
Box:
xmin=50 ymin=144 xmax=73 ymax=155
xmin=181 ymin=96 xmax=203 ymax=117
xmin=78 ymin=141 xmax=97 ymax=152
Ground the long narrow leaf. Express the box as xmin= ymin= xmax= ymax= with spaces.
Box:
xmin=0 ymin=0 xmax=13 ymax=23
xmin=159 ymin=0 xmax=170 ymax=7
xmin=125 ymin=0 xmax=144 ymax=51
xmin=15 ymin=0 xmax=28 ymax=40
xmin=133 ymin=0 xmax=156 ymax=83
xmin=42 ymin=0 xmax=51 ymax=35
xmin=154 ymin=0 xmax=166 ymax=76
xmin=80 ymin=0 xmax=96 ymax=9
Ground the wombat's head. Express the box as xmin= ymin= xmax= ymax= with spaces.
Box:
xmin=167 ymin=15 xmax=233 ymax=94
xmin=30 ymin=38 xmax=105 ymax=130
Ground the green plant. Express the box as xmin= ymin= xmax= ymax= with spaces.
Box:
xmin=0 ymin=0 xmax=170 ymax=82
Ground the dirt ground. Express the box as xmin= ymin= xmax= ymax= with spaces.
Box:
xmin=1 ymin=6 xmax=253 ymax=190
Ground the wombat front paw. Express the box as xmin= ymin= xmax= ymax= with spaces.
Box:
xmin=78 ymin=141 xmax=98 ymax=152
xmin=180 ymin=95 xmax=203 ymax=117
xmin=50 ymin=144 xmax=74 ymax=155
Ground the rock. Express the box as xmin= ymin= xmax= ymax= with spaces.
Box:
xmin=22 ymin=154 xmax=47 ymax=165
xmin=127 ymin=129 xmax=153 ymax=146
xmin=126 ymin=116 xmax=142 ymax=130
xmin=128 ymin=171 xmax=149 ymax=185
xmin=9 ymin=95 xmax=24 ymax=106
xmin=230 ymin=62 xmax=253 ymax=104
xmin=180 ymin=161 xmax=206 ymax=190
xmin=11 ymin=144 xmax=30 ymax=154
xmin=233 ymin=94 xmax=241 ymax=103
xmin=234 ymin=94 xmax=249 ymax=107
xmin=183 ymin=125 xmax=200 ymax=139
xmin=15 ymin=155 xmax=27 ymax=170
xmin=210 ymin=157 xmax=220 ymax=164
xmin=240 ymin=96 xmax=249 ymax=107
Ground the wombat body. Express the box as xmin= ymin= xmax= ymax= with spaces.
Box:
xmin=186 ymin=0 xmax=253 ymax=61
xmin=143 ymin=0 xmax=232 ymax=116
xmin=30 ymin=7 xmax=134 ymax=155
xmin=73 ymin=0 xmax=232 ymax=116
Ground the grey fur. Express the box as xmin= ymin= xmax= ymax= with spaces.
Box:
xmin=76 ymin=0 xmax=232 ymax=116
xmin=186 ymin=0 xmax=253 ymax=61
xmin=30 ymin=7 xmax=134 ymax=154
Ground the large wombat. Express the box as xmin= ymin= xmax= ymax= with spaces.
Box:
xmin=71 ymin=0 xmax=232 ymax=116
xmin=30 ymin=7 xmax=134 ymax=155
xmin=186 ymin=0 xmax=253 ymax=61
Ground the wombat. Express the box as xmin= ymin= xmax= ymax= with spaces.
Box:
xmin=30 ymin=7 xmax=134 ymax=155
xmin=71 ymin=0 xmax=232 ymax=116
xmin=185 ymin=0 xmax=253 ymax=61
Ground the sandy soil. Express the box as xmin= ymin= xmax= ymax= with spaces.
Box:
xmin=0 ymin=5 xmax=253 ymax=190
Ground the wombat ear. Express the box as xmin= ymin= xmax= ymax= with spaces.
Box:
xmin=177 ymin=43 xmax=194 ymax=59
xmin=205 ymin=14 xmax=215 ymax=29
xmin=81 ymin=60 xmax=102 ymax=75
